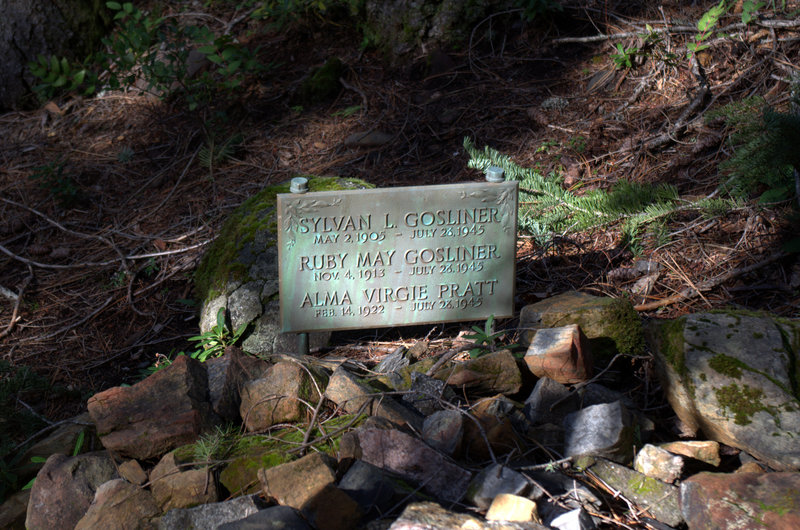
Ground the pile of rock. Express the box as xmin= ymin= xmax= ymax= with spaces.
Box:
xmin=3 ymin=292 xmax=800 ymax=529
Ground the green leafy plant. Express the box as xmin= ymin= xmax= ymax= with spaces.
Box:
xmin=611 ymin=42 xmax=638 ymax=69
xmin=188 ymin=307 xmax=248 ymax=362
xmin=687 ymin=0 xmax=726 ymax=59
xmin=708 ymin=95 xmax=800 ymax=204
xmin=741 ymin=1 xmax=766 ymax=24
xmin=464 ymin=315 xmax=517 ymax=358
xmin=29 ymin=2 xmax=268 ymax=111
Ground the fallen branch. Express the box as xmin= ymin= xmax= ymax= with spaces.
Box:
xmin=635 ymin=251 xmax=787 ymax=311
xmin=0 ymin=264 xmax=32 ymax=340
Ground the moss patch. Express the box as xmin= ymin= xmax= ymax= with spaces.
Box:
xmin=708 ymin=353 xmax=747 ymax=379
xmin=605 ymin=297 xmax=644 ymax=356
xmin=657 ymin=317 xmax=687 ymax=376
xmin=194 ymin=176 xmax=372 ymax=301
xmin=714 ymin=383 xmax=778 ymax=426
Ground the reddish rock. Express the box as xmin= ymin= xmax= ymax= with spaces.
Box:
xmin=524 ymin=324 xmax=592 ymax=384
xmin=300 ymin=483 xmax=363 ymax=530
xmin=0 ymin=490 xmax=29 ymax=530
xmin=25 ymin=452 xmax=118 ymax=530
xmin=150 ymin=451 xmax=218 ymax=512
xmin=462 ymin=395 xmax=525 ymax=461
xmin=74 ymin=478 xmax=159 ymax=530
xmin=240 ymin=361 xmax=322 ymax=431
xmin=325 ymin=366 xmax=423 ymax=431
xmin=87 ymin=355 xmax=219 ymax=459
xmin=258 ymin=452 xmax=337 ymax=508
xmin=681 ymin=472 xmax=800 ymax=528
xmin=118 ymin=460 xmax=147 ymax=486
xmin=435 ymin=350 xmax=522 ymax=395
xmin=341 ymin=428 xmax=471 ymax=502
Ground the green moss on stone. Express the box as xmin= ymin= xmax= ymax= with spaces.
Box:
xmin=194 ymin=176 xmax=372 ymax=301
xmin=297 ymin=57 xmax=346 ymax=104
xmin=714 ymin=383 xmax=779 ymax=426
xmin=605 ymin=298 xmax=644 ymax=356
xmin=658 ymin=317 xmax=687 ymax=376
xmin=708 ymin=353 xmax=747 ymax=379
xmin=627 ymin=474 xmax=661 ymax=496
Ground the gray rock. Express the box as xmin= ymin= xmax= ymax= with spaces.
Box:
xmin=75 ymin=478 xmax=159 ymax=530
xmin=227 ymin=282 xmax=263 ymax=332
xmin=205 ymin=346 xmax=269 ymax=421
xmin=547 ymin=508 xmax=596 ymax=530
xmin=375 ymin=347 xmax=410 ymax=374
xmin=0 ymin=489 xmax=29 ymax=530
xmin=218 ymin=505 xmax=311 ymax=530
xmin=649 ymin=312 xmax=800 ymax=470
xmin=339 ymin=460 xmax=411 ymax=516
xmin=14 ymin=412 xmax=94 ymax=484
xmin=465 ymin=464 xmax=530 ymax=510
xmin=403 ymin=371 xmax=454 ymax=416
xmin=196 ymin=179 xmax=371 ymax=356
xmin=422 ymin=409 xmax=464 ymax=456
xmin=525 ymin=377 xmax=579 ymax=426
xmin=340 ymin=428 xmax=472 ymax=503
xmin=563 ymin=401 xmax=634 ymax=464
xmin=159 ymin=495 xmax=267 ymax=530
xmin=25 ymin=452 xmax=118 ymax=530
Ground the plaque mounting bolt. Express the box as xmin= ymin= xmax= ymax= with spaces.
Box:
xmin=290 ymin=177 xmax=309 ymax=194
xmin=485 ymin=166 xmax=505 ymax=182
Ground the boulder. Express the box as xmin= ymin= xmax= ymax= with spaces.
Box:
xmin=524 ymin=324 xmax=593 ymax=384
xmin=681 ymin=472 xmax=800 ymax=528
xmin=340 ymin=428 xmax=472 ymax=503
xmin=118 ymin=459 xmax=147 ymax=485
xmin=195 ymin=177 xmax=372 ymax=356
xmin=87 ymin=355 xmax=218 ymax=459
xmin=519 ymin=291 xmax=643 ymax=358
xmin=339 ymin=460 xmax=420 ymax=517
xmin=74 ymin=478 xmax=159 ymax=530
xmin=648 ymin=312 xmax=800 ymax=470
xmin=13 ymin=412 xmax=94 ymax=484
xmin=25 ymin=452 xmax=118 ymax=530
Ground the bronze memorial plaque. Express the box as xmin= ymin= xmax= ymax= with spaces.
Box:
xmin=277 ymin=181 xmax=518 ymax=332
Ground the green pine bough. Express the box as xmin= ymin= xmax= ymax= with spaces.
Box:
xmin=463 ymin=137 xmax=739 ymax=250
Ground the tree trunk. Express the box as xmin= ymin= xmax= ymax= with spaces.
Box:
xmin=0 ymin=0 xmax=110 ymax=110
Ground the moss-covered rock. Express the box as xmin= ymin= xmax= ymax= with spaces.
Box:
xmin=219 ymin=414 xmax=365 ymax=496
xmin=518 ymin=291 xmax=644 ymax=359
xmin=647 ymin=311 xmax=800 ymax=471
xmin=296 ymin=57 xmax=346 ymax=105
xmin=195 ymin=176 xmax=372 ymax=356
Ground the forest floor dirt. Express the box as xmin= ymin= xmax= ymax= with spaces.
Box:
xmin=1 ymin=1 xmax=799 ymax=429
